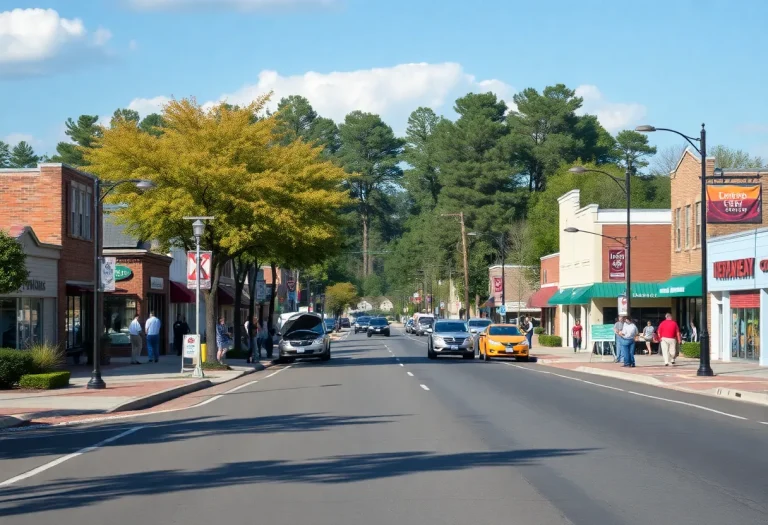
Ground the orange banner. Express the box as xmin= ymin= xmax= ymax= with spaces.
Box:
xmin=706 ymin=184 xmax=762 ymax=224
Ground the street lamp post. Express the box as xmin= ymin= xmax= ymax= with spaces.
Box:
xmin=88 ymin=179 xmax=155 ymax=390
xmin=468 ymin=231 xmax=506 ymax=322
xmin=569 ymin=166 xmax=632 ymax=319
xmin=184 ymin=217 xmax=214 ymax=378
xmin=636 ymin=124 xmax=714 ymax=377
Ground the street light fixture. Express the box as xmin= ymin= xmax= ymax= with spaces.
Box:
xmin=468 ymin=231 xmax=507 ymax=322
xmin=568 ymin=165 xmax=632 ymax=320
xmin=184 ymin=216 xmax=214 ymax=378
xmin=636 ymin=123 xmax=714 ymax=377
xmin=564 ymin=227 xmax=628 ymax=246
xmin=88 ymin=178 xmax=155 ymax=390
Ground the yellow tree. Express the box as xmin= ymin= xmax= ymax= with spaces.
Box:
xmin=325 ymin=282 xmax=359 ymax=317
xmin=86 ymin=97 xmax=349 ymax=358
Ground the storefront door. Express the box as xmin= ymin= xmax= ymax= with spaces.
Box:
xmin=731 ymin=307 xmax=760 ymax=361
xmin=147 ymin=293 xmax=166 ymax=354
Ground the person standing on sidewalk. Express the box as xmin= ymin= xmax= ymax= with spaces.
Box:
xmin=216 ymin=317 xmax=232 ymax=364
xmin=173 ymin=314 xmax=189 ymax=356
xmin=657 ymin=313 xmax=682 ymax=366
xmin=642 ymin=321 xmax=655 ymax=355
xmin=572 ymin=320 xmax=583 ymax=352
xmin=613 ymin=317 xmax=624 ymax=363
xmin=523 ymin=316 xmax=534 ymax=349
xmin=618 ymin=317 xmax=638 ymax=367
xmin=247 ymin=316 xmax=260 ymax=363
xmin=145 ymin=312 xmax=161 ymax=363
xmin=129 ymin=314 xmax=143 ymax=364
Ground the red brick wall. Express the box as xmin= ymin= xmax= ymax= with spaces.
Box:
xmin=540 ymin=255 xmax=559 ymax=286
xmin=601 ymin=224 xmax=671 ymax=282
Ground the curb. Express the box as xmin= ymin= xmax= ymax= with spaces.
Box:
xmin=0 ymin=414 xmax=32 ymax=430
xmin=572 ymin=366 xmax=665 ymax=387
xmin=714 ymin=387 xmax=768 ymax=406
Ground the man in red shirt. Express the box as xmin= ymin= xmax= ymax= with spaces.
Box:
xmin=656 ymin=313 xmax=682 ymax=366
xmin=572 ymin=320 xmax=583 ymax=352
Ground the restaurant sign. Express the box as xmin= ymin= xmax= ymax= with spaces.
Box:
xmin=713 ymin=258 xmax=755 ymax=280
xmin=707 ymin=184 xmax=762 ymax=224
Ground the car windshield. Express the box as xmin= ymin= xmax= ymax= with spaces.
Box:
xmin=419 ymin=318 xmax=434 ymax=326
xmin=357 ymin=317 xmax=370 ymax=323
xmin=369 ymin=318 xmax=387 ymax=326
xmin=469 ymin=320 xmax=492 ymax=328
xmin=489 ymin=326 xmax=521 ymax=336
xmin=434 ymin=322 xmax=468 ymax=333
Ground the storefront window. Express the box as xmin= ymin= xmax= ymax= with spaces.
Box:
xmin=66 ymin=295 xmax=84 ymax=349
xmin=731 ymin=308 xmax=760 ymax=361
xmin=104 ymin=296 xmax=137 ymax=345
xmin=1 ymin=298 xmax=16 ymax=349
xmin=0 ymin=298 xmax=43 ymax=349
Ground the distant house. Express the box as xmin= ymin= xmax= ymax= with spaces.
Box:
xmin=357 ymin=296 xmax=394 ymax=312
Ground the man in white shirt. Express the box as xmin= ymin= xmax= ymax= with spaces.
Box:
xmin=129 ymin=314 xmax=143 ymax=364
xmin=145 ymin=312 xmax=162 ymax=363
xmin=618 ymin=317 xmax=638 ymax=367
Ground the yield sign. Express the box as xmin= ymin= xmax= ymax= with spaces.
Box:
xmin=187 ymin=251 xmax=212 ymax=290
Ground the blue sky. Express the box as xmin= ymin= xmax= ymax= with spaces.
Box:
xmin=2 ymin=0 xmax=768 ymax=162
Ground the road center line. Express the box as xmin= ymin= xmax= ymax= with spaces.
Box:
xmin=407 ymin=372 xmax=414 ymax=377
xmin=399 ymin=363 xmax=404 ymax=367
xmin=627 ymin=391 xmax=748 ymax=420
xmin=0 ymin=426 xmax=144 ymax=487
xmin=420 ymin=384 xmax=430 ymax=391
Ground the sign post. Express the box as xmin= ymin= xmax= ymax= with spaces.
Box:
xmin=183 ymin=215 xmax=214 ymax=378
xmin=590 ymin=324 xmax=617 ymax=362
xmin=181 ymin=334 xmax=200 ymax=372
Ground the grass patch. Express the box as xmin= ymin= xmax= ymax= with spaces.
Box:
xmin=19 ymin=371 xmax=71 ymax=390
xmin=29 ymin=343 xmax=65 ymax=372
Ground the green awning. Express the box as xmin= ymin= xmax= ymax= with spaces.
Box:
xmin=656 ymin=275 xmax=702 ymax=297
xmin=590 ymin=282 xmax=665 ymax=299
xmin=548 ymin=285 xmax=592 ymax=305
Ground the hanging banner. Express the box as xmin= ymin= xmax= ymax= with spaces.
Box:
xmin=707 ymin=184 xmax=762 ymax=224
xmin=187 ymin=251 xmax=212 ymax=290
xmin=618 ymin=295 xmax=628 ymax=317
xmin=101 ymin=257 xmax=116 ymax=292
xmin=608 ymin=249 xmax=626 ymax=280
xmin=493 ymin=277 xmax=503 ymax=293
xmin=256 ymin=280 xmax=266 ymax=302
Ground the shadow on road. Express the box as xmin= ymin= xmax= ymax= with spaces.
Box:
xmin=0 ymin=447 xmax=593 ymax=516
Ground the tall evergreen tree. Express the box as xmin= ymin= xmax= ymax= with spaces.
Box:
xmin=0 ymin=141 xmax=10 ymax=168
xmin=139 ymin=113 xmax=166 ymax=136
xmin=274 ymin=95 xmax=340 ymax=156
xmin=9 ymin=141 xmax=40 ymax=168
xmin=111 ymin=108 xmax=141 ymax=127
xmin=613 ymin=129 xmax=657 ymax=175
xmin=50 ymin=115 xmax=101 ymax=166
xmin=402 ymin=107 xmax=443 ymax=212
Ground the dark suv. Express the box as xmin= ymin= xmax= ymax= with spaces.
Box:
xmin=367 ymin=317 xmax=390 ymax=337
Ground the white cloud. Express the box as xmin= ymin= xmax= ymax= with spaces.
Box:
xmin=128 ymin=96 xmax=172 ymax=117
xmin=0 ymin=8 xmax=112 ymax=77
xmin=575 ymin=84 xmax=647 ymax=133
xmin=129 ymin=39 xmax=139 ymax=51
xmin=127 ymin=0 xmax=337 ymax=11
xmin=3 ymin=133 xmax=44 ymax=151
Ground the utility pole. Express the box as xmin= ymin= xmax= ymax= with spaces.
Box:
xmin=442 ymin=212 xmax=470 ymax=320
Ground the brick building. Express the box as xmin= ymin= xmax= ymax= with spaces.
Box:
xmin=0 ymin=164 xmax=99 ymax=361
xmin=486 ymin=265 xmax=540 ymax=323
xmin=529 ymin=253 xmax=559 ymax=335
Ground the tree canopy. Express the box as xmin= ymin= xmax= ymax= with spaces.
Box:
xmin=0 ymin=230 xmax=29 ymax=295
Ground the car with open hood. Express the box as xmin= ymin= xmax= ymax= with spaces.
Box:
xmin=427 ymin=320 xmax=473 ymax=359
xmin=476 ymin=323 xmax=529 ymax=361
xmin=278 ymin=312 xmax=331 ymax=362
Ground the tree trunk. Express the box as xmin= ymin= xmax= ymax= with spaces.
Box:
xmin=247 ymin=263 xmax=257 ymax=326
xmin=232 ymin=257 xmax=248 ymax=353
xmin=268 ymin=262 xmax=277 ymax=328
xmin=362 ymin=211 xmax=369 ymax=277
xmin=204 ymin=258 xmax=222 ymax=362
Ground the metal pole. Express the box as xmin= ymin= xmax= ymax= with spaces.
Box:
xmin=500 ymin=233 xmax=506 ymax=323
xmin=698 ymin=124 xmax=714 ymax=376
xmin=88 ymin=179 xmax=106 ymax=389
xmin=460 ymin=212 xmax=470 ymax=320
xmin=193 ymin=235 xmax=204 ymax=378
xmin=625 ymin=168 xmax=632 ymax=320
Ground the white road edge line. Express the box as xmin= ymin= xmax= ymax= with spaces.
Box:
xmin=502 ymin=362 xmax=551 ymax=374
xmin=581 ymin=380 xmax=624 ymax=392
xmin=627 ymin=391 xmax=748 ymax=420
xmin=407 ymin=372 xmax=414 ymax=377
xmin=0 ymin=426 xmax=145 ymax=487
xmin=193 ymin=395 xmax=223 ymax=407
xmin=760 ymin=422 xmax=768 ymax=425
xmin=224 ymin=380 xmax=258 ymax=394
xmin=420 ymin=384 xmax=430 ymax=391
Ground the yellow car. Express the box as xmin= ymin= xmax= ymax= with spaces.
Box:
xmin=476 ymin=324 xmax=530 ymax=361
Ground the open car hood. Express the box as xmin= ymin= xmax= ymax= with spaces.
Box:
xmin=281 ymin=313 xmax=323 ymax=337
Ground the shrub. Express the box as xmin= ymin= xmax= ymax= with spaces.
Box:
xmin=202 ymin=361 xmax=230 ymax=371
xmin=29 ymin=344 xmax=65 ymax=373
xmin=19 ymin=371 xmax=71 ymax=390
xmin=533 ymin=327 xmax=545 ymax=335
xmin=681 ymin=342 xmax=700 ymax=359
xmin=538 ymin=335 xmax=563 ymax=347
xmin=220 ymin=348 xmax=249 ymax=360
xmin=0 ymin=349 xmax=35 ymax=388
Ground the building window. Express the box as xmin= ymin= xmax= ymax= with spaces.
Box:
xmin=104 ymin=296 xmax=137 ymax=346
xmin=674 ymin=208 xmax=681 ymax=250
xmin=0 ymin=298 xmax=44 ymax=350
xmin=684 ymin=205 xmax=691 ymax=249
xmin=695 ymin=201 xmax=702 ymax=247
xmin=732 ymin=307 xmax=760 ymax=361
xmin=66 ymin=295 xmax=85 ymax=349
xmin=70 ymin=182 xmax=93 ymax=240
xmin=222 ymin=260 xmax=234 ymax=279
xmin=543 ymin=269 xmax=548 ymax=284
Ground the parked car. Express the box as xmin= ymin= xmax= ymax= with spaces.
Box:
xmin=468 ymin=318 xmax=492 ymax=335
xmin=427 ymin=320 xmax=473 ymax=359
xmin=277 ymin=312 xmax=331 ymax=362
xmin=404 ymin=318 xmax=415 ymax=333
xmin=476 ymin=324 xmax=529 ymax=362
xmin=324 ymin=318 xmax=336 ymax=332
xmin=340 ymin=317 xmax=351 ymax=328
xmin=414 ymin=316 xmax=434 ymax=336
xmin=367 ymin=317 xmax=390 ymax=337
xmin=354 ymin=316 xmax=371 ymax=334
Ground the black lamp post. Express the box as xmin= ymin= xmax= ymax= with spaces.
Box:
xmin=636 ymin=124 xmax=714 ymax=377
xmin=88 ymin=178 xmax=155 ymax=390
xmin=568 ymin=166 xmax=632 ymax=319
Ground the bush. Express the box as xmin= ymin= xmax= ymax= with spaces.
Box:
xmin=221 ymin=348 xmax=249 ymax=360
xmin=202 ymin=361 xmax=230 ymax=371
xmin=29 ymin=344 xmax=65 ymax=373
xmin=533 ymin=327 xmax=545 ymax=335
xmin=19 ymin=371 xmax=70 ymax=390
xmin=0 ymin=349 xmax=35 ymax=389
xmin=538 ymin=335 xmax=563 ymax=347
xmin=681 ymin=342 xmax=700 ymax=359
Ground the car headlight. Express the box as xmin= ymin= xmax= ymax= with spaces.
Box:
xmin=314 ymin=336 xmax=325 ymax=344
xmin=433 ymin=336 xmax=445 ymax=345
xmin=519 ymin=338 xmax=529 ymax=346
xmin=487 ymin=338 xmax=503 ymax=346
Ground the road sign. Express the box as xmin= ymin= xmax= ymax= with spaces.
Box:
xmin=499 ymin=305 xmax=507 ymax=315
xmin=591 ymin=324 xmax=616 ymax=342
xmin=187 ymin=252 xmax=212 ymax=290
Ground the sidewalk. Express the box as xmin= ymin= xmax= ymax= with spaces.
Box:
xmin=532 ymin=346 xmax=768 ymax=406
xmin=0 ymin=354 xmax=276 ymax=429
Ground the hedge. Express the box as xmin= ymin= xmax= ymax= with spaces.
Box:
xmin=533 ymin=327 xmax=545 ymax=335
xmin=538 ymin=335 xmax=563 ymax=347
xmin=19 ymin=371 xmax=71 ymax=390
xmin=0 ymin=349 xmax=35 ymax=389
xmin=681 ymin=342 xmax=700 ymax=359
xmin=202 ymin=361 xmax=230 ymax=371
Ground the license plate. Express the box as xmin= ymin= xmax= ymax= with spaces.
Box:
xmin=297 ymin=347 xmax=305 ymax=354
xmin=375 ymin=329 xmax=380 ymax=332
xmin=506 ymin=346 xmax=515 ymax=353
xmin=450 ymin=345 xmax=458 ymax=351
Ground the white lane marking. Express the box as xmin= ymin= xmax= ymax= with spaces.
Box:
xmin=760 ymin=422 xmax=768 ymax=426
xmin=193 ymin=395 xmax=223 ymax=407
xmin=503 ymin=362 xmax=551 ymax=374
xmin=581 ymin=380 xmax=624 ymax=392
xmin=552 ymin=373 xmax=584 ymax=382
xmin=399 ymin=363 xmax=404 ymax=367
xmin=0 ymin=426 xmax=144 ymax=487
xmin=407 ymin=372 xmax=414 ymax=377
xmin=627 ymin=391 xmax=748 ymax=420
xmin=224 ymin=380 xmax=258 ymax=394
xmin=420 ymin=384 xmax=430 ymax=391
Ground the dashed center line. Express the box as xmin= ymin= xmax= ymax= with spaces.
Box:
xmin=420 ymin=384 xmax=430 ymax=391
xmin=399 ymin=363 xmax=404 ymax=367
xmin=407 ymin=372 xmax=414 ymax=377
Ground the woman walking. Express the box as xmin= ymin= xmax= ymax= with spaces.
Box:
xmin=642 ymin=321 xmax=655 ymax=355
xmin=247 ymin=316 xmax=260 ymax=363
xmin=216 ymin=317 xmax=232 ymax=364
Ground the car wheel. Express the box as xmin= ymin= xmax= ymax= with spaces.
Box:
xmin=367 ymin=332 xmax=372 ymax=338
xmin=385 ymin=331 xmax=390 ymax=337
xmin=427 ymin=348 xmax=436 ymax=359
xmin=483 ymin=350 xmax=490 ymax=362
xmin=516 ymin=356 xmax=529 ymax=362
xmin=321 ymin=347 xmax=331 ymax=361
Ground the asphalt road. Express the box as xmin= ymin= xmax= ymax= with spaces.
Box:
xmin=1 ymin=327 xmax=767 ymax=525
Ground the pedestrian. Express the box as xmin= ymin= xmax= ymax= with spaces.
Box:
xmin=617 ymin=316 xmax=638 ymax=367
xmin=247 ymin=316 xmax=260 ymax=363
xmin=657 ymin=313 xmax=682 ymax=366
xmin=613 ymin=317 xmax=624 ymax=363
xmin=523 ymin=316 xmax=534 ymax=349
xmin=145 ymin=311 xmax=161 ymax=363
xmin=216 ymin=317 xmax=232 ymax=364
xmin=572 ymin=320 xmax=583 ymax=352
xmin=689 ymin=320 xmax=698 ymax=342
xmin=173 ymin=314 xmax=189 ymax=356
xmin=129 ymin=314 xmax=143 ymax=364
xmin=642 ymin=321 xmax=655 ymax=355
xmin=265 ymin=325 xmax=275 ymax=359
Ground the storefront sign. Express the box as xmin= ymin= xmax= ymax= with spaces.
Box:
xmin=707 ymin=184 xmax=762 ymax=224
xmin=591 ymin=324 xmax=616 ymax=342
xmin=114 ymin=265 xmax=132 ymax=281
xmin=101 ymin=257 xmax=116 ymax=292
xmin=493 ymin=277 xmax=503 ymax=293
xmin=150 ymin=277 xmax=164 ymax=290
xmin=183 ymin=334 xmax=200 ymax=360
xmin=187 ymin=251 xmax=212 ymax=290
xmin=20 ymin=280 xmax=46 ymax=292
xmin=608 ymin=249 xmax=626 ymax=280
xmin=713 ymin=258 xmax=754 ymax=280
